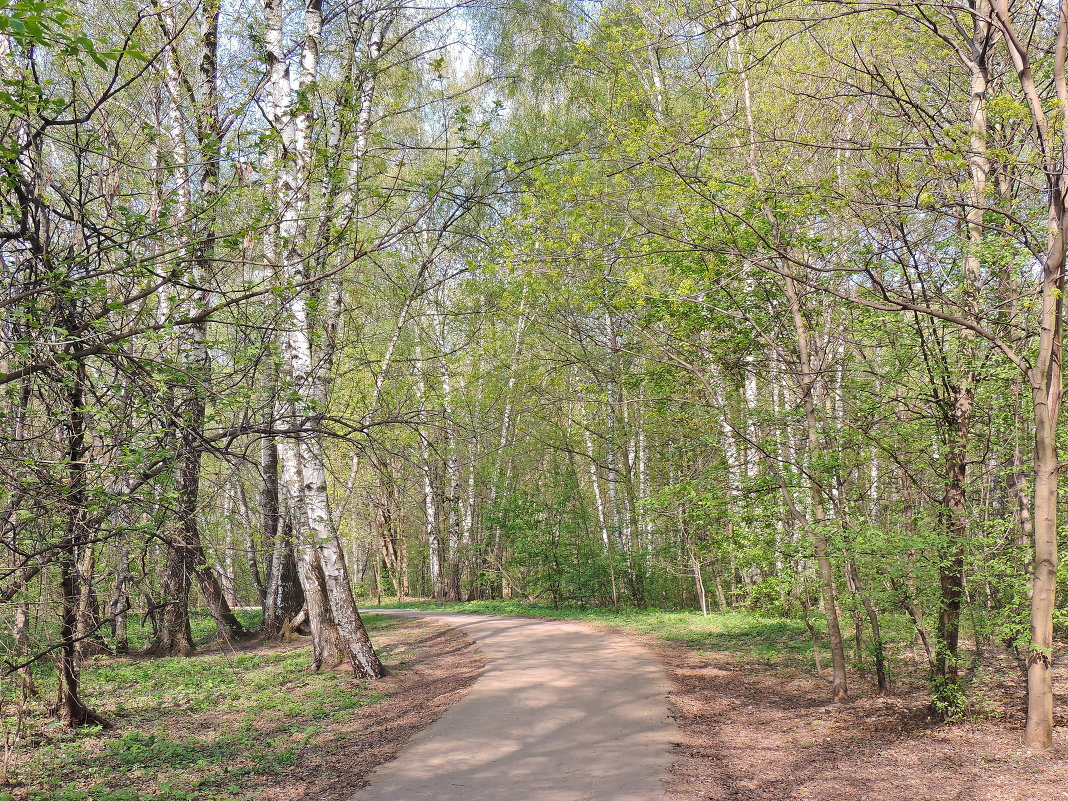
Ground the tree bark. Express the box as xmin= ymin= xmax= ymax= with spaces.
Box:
xmin=848 ymin=559 xmax=888 ymax=694
xmin=57 ymin=361 xmax=106 ymax=727
xmin=416 ymin=342 xmax=445 ymax=599
xmin=994 ymin=0 xmax=1065 ymax=748
xmin=110 ymin=532 xmax=131 ymax=655
xmin=783 ymin=273 xmax=848 ymax=702
xmin=264 ymin=0 xmax=382 ymax=678
xmin=152 ymin=2 xmax=244 ymax=651
xmin=277 ymin=429 xmax=340 ymax=664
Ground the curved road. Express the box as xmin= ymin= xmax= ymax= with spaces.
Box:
xmin=353 ymin=611 xmax=676 ymax=801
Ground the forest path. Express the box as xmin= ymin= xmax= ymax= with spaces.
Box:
xmin=352 ymin=610 xmax=676 ymax=801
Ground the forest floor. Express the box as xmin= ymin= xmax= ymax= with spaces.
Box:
xmin=366 ymin=600 xmax=1068 ymax=801
xmin=657 ymin=635 xmax=1067 ymax=800
xmin=3 ymin=612 xmax=484 ymax=801
xmin=10 ymin=602 xmax=1066 ymax=800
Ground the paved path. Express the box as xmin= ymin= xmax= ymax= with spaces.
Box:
xmin=353 ymin=611 xmax=676 ymax=801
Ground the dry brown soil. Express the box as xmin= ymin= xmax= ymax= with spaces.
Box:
xmin=652 ymin=638 xmax=1068 ymax=801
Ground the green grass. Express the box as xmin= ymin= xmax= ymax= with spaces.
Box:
xmin=3 ymin=613 xmax=399 ymax=801
xmin=360 ymin=599 xmax=920 ymax=679
xmin=6 ymin=608 xmax=268 ymax=696
xmin=360 ymin=599 xmax=824 ymax=667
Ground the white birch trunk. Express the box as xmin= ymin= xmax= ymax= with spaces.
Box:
xmin=264 ymin=0 xmax=381 ymax=678
xmin=415 ymin=341 xmax=444 ymax=597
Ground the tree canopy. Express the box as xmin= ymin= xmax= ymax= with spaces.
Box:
xmin=0 ymin=0 xmax=1064 ymax=757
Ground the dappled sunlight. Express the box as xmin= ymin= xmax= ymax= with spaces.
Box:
xmin=355 ymin=612 xmax=675 ymax=801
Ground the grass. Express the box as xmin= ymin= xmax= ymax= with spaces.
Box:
xmin=2 ymin=612 xmax=400 ymax=801
xmin=360 ymin=599 xmax=821 ymax=664
xmin=359 ymin=598 xmax=921 ymax=680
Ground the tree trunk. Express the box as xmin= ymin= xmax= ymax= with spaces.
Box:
xmin=783 ymin=274 xmax=848 ymax=702
xmin=416 ymin=342 xmax=445 ymax=599
xmin=1026 ymin=389 xmax=1059 ymax=748
xmin=75 ymin=543 xmax=106 ymax=658
xmin=14 ymin=602 xmax=35 ymax=697
xmin=262 ymin=0 xmax=382 ymax=678
xmin=154 ymin=2 xmax=244 ymax=650
xmin=111 ymin=534 xmax=131 ymax=656
xmin=56 ymin=362 xmax=106 ymax=727
xmin=236 ymin=477 xmax=267 ymax=609
xmin=192 ymin=548 xmax=246 ymax=640
xmin=993 ymin=0 xmax=1064 ymax=749
xmin=691 ymin=549 xmax=708 ymax=616
xmin=154 ymin=543 xmax=195 ymax=656
xmin=583 ymin=422 xmax=618 ymax=606
xmin=932 ymin=3 xmax=987 ymax=707
xmin=293 ymin=536 xmax=344 ymax=668
xmin=261 ymin=429 xmax=287 ymax=632
xmin=848 ymin=559 xmax=888 ymax=694
xmin=439 ymin=341 xmax=462 ymax=602
xmin=277 ymin=425 xmax=341 ymax=660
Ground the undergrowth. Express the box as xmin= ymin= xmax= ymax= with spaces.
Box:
xmin=1 ymin=612 xmax=398 ymax=801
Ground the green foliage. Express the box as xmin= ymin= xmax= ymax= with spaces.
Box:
xmin=486 ymin=461 xmax=617 ymax=606
xmin=930 ymin=677 xmax=996 ymax=724
xmin=0 ymin=0 xmax=110 ymax=62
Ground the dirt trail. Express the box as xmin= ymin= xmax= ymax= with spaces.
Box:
xmin=352 ymin=611 xmax=676 ymax=801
